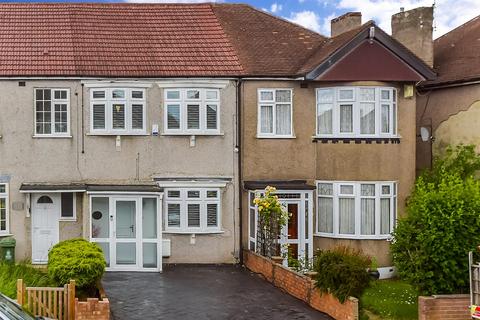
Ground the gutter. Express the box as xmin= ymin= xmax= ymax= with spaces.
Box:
xmin=419 ymin=78 xmax=480 ymax=91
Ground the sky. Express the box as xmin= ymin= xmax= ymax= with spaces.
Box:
xmin=4 ymin=0 xmax=480 ymax=38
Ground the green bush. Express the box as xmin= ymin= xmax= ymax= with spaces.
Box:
xmin=392 ymin=145 xmax=480 ymax=295
xmin=48 ymin=238 xmax=106 ymax=289
xmin=313 ymin=246 xmax=371 ymax=303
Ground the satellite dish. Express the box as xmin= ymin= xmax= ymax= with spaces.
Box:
xmin=420 ymin=127 xmax=430 ymax=142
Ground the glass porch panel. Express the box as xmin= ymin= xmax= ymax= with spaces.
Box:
xmin=91 ymin=197 xmax=109 ymax=238
xmin=116 ymin=200 xmax=136 ymax=239
xmin=143 ymin=243 xmax=157 ymax=268
xmin=142 ymin=198 xmax=157 ymax=239
xmin=96 ymin=242 xmax=110 ymax=267
xmin=116 ymin=243 xmax=136 ymax=265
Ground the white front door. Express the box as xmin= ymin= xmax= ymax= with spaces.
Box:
xmin=112 ymin=198 xmax=139 ymax=269
xmin=32 ymin=194 xmax=60 ymax=264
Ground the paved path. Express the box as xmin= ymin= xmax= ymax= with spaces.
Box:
xmin=102 ymin=264 xmax=332 ymax=320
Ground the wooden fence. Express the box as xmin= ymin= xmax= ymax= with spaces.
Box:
xmin=17 ymin=279 xmax=75 ymax=320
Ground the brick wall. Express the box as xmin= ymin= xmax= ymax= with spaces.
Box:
xmin=75 ymin=298 xmax=110 ymax=320
xmin=419 ymin=294 xmax=470 ymax=320
xmin=243 ymin=250 xmax=359 ymax=320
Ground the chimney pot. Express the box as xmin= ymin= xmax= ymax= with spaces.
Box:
xmin=331 ymin=12 xmax=362 ymax=37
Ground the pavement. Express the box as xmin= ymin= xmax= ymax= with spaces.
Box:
xmin=102 ymin=264 xmax=333 ymax=320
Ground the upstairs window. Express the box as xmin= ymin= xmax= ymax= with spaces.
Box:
xmin=90 ymin=88 xmax=146 ymax=135
xmin=164 ymin=89 xmax=220 ymax=134
xmin=35 ymin=89 xmax=70 ymax=136
xmin=0 ymin=184 xmax=8 ymax=234
xmin=257 ymin=89 xmax=293 ymax=138
xmin=316 ymin=87 xmax=397 ymax=138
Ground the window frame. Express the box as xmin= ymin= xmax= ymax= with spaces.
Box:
xmin=315 ymin=86 xmax=397 ymax=138
xmin=257 ymin=88 xmax=294 ymax=138
xmin=59 ymin=192 xmax=77 ymax=221
xmin=0 ymin=183 xmax=9 ymax=235
xmin=34 ymin=88 xmax=71 ymax=137
xmin=89 ymin=88 xmax=147 ymax=135
xmin=164 ymin=188 xmax=222 ymax=233
xmin=315 ymin=181 xmax=397 ymax=240
xmin=163 ymin=88 xmax=220 ymax=135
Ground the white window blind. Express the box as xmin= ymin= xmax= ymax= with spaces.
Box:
xmin=258 ymin=89 xmax=293 ymax=137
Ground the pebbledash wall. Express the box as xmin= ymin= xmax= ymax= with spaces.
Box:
xmin=241 ymin=80 xmax=417 ymax=266
xmin=0 ymin=79 xmax=239 ymax=264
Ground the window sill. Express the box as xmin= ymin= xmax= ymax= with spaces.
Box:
xmin=256 ymin=135 xmax=296 ymax=139
xmin=163 ymin=230 xmax=224 ymax=235
xmin=86 ymin=132 xmax=149 ymax=136
xmin=161 ymin=132 xmax=224 ymax=136
xmin=59 ymin=218 xmax=77 ymax=222
xmin=312 ymin=136 xmax=400 ymax=144
xmin=314 ymin=233 xmax=392 ymax=240
xmin=0 ymin=233 xmax=12 ymax=237
xmin=33 ymin=135 xmax=72 ymax=139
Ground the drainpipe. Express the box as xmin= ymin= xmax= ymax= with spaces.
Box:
xmin=236 ymin=78 xmax=244 ymax=265
xmin=81 ymin=83 xmax=85 ymax=154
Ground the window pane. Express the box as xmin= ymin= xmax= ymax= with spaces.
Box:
xmin=339 ymin=89 xmax=353 ymax=100
xmin=36 ymin=89 xmax=43 ymax=101
xmin=360 ymin=102 xmax=375 ymax=134
xmin=0 ymin=185 xmax=5 ymax=193
xmin=187 ymin=191 xmax=200 ymax=198
xmin=142 ymin=198 xmax=157 ymax=239
xmin=318 ymin=197 xmax=333 ymax=233
xmin=93 ymin=104 xmax=106 ymax=129
xmin=206 ymin=90 xmax=218 ymax=100
xmin=187 ymin=90 xmax=200 ymax=99
xmin=61 ymin=193 xmax=74 ymax=218
xmin=91 ymin=197 xmax=109 ymax=238
xmin=167 ymin=105 xmax=180 ymax=129
xmin=318 ymin=183 xmax=333 ymax=195
xmin=361 ymin=184 xmax=375 ymax=196
xmin=166 ymin=91 xmax=180 ymax=100
xmin=360 ymin=88 xmax=375 ymax=101
xmin=167 ymin=203 xmax=180 ymax=227
xmin=317 ymin=104 xmax=332 ymax=134
xmin=143 ymin=243 xmax=157 ymax=268
xmin=381 ymin=90 xmax=390 ymax=100
xmin=361 ymin=198 xmax=375 ymax=235
xmin=54 ymin=104 xmax=68 ymax=133
xmin=382 ymin=185 xmax=391 ymax=195
xmin=381 ymin=198 xmax=391 ymax=234
xmin=249 ymin=208 xmax=255 ymax=238
xmin=340 ymin=185 xmax=354 ymax=194
xmin=207 ymin=190 xmax=218 ymax=198
xmin=187 ymin=204 xmax=200 ymax=227
xmin=317 ymin=89 xmax=333 ymax=103
xmin=132 ymin=104 xmax=144 ymax=130
xmin=275 ymin=90 xmax=291 ymax=103
xmin=112 ymin=90 xmax=125 ymax=99
xmin=187 ymin=105 xmax=200 ymax=129
xmin=207 ymin=203 xmax=218 ymax=227
xmin=167 ymin=190 xmax=180 ymax=198
xmin=206 ymin=105 xmax=217 ymax=130
xmin=381 ymin=104 xmax=390 ymax=133
xmin=340 ymin=104 xmax=353 ymax=133
xmin=92 ymin=90 xmax=105 ymax=99
xmin=132 ymin=90 xmax=143 ymax=99
xmin=43 ymin=89 xmax=51 ymax=100
xmin=260 ymin=105 xmax=273 ymax=133
xmin=339 ymin=198 xmax=355 ymax=234
xmin=54 ymin=90 xmax=67 ymax=100
xmin=275 ymin=104 xmax=291 ymax=135
xmin=112 ymin=104 xmax=125 ymax=129
xmin=393 ymin=103 xmax=397 ymax=134
xmin=260 ymin=91 xmax=274 ymax=101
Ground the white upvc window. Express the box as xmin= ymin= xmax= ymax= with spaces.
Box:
xmin=60 ymin=193 xmax=76 ymax=221
xmin=34 ymin=88 xmax=70 ymax=136
xmin=316 ymin=181 xmax=397 ymax=239
xmin=257 ymin=88 xmax=293 ymax=138
xmin=0 ymin=183 xmax=9 ymax=235
xmin=90 ymin=88 xmax=146 ymax=135
xmin=164 ymin=88 xmax=220 ymax=134
xmin=164 ymin=188 xmax=221 ymax=233
xmin=316 ymin=87 xmax=397 ymax=138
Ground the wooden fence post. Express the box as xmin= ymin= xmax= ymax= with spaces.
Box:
xmin=68 ymin=280 xmax=76 ymax=320
xmin=16 ymin=279 xmax=24 ymax=305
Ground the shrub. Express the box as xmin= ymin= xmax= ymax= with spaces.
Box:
xmin=392 ymin=145 xmax=480 ymax=295
xmin=48 ymin=238 xmax=106 ymax=290
xmin=313 ymin=246 xmax=371 ymax=303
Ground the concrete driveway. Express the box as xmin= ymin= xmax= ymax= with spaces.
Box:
xmin=102 ymin=264 xmax=332 ymax=320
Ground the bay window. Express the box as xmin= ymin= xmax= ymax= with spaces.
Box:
xmin=164 ymin=88 xmax=220 ymax=134
xmin=316 ymin=181 xmax=396 ymax=239
xmin=316 ymin=87 xmax=397 ymax=138
xmin=258 ymin=89 xmax=293 ymax=137
xmin=35 ymin=88 xmax=70 ymax=136
xmin=0 ymin=183 xmax=8 ymax=234
xmin=90 ymin=88 xmax=146 ymax=134
xmin=164 ymin=188 xmax=221 ymax=233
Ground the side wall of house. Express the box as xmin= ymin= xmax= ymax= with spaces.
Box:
xmin=241 ymin=80 xmax=417 ymax=266
xmin=0 ymin=79 xmax=239 ymax=264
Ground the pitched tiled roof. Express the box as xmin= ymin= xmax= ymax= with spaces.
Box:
xmin=421 ymin=15 xmax=480 ymax=87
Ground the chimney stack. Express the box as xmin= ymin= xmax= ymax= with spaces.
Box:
xmin=391 ymin=7 xmax=434 ymax=67
xmin=331 ymin=12 xmax=362 ymax=37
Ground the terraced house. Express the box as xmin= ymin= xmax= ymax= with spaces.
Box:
xmin=0 ymin=3 xmax=435 ymax=273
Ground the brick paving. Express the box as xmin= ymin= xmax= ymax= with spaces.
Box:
xmin=102 ymin=264 xmax=332 ymax=320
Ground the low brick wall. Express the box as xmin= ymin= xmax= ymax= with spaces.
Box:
xmin=419 ymin=294 xmax=470 ymax=320
xmin=243 ymin=250 xmax=359 ymax=320
xmin=75 ymin=298 xmax=110 ymax=320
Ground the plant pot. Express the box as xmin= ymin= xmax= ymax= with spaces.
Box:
xmin=369 ymin=270 xmax=380 ymax=280
xmin=271 ymin=256 xmax=284 ymax=264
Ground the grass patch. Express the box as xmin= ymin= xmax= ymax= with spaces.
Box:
xmin=0 ymin=262 xmax=54 ymax=299
xmin=360 ymin=279 xmax=418 ymax=320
